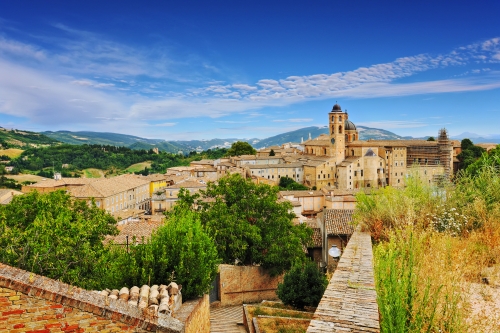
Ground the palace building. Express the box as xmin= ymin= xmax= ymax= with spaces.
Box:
xmin=302 ymin=103 xmax=455 ymax=189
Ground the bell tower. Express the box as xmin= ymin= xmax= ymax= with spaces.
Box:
xmin=329 ymin=103 xmax=347 ymax=164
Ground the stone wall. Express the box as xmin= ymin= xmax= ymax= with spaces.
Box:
xmin=218 ymin=265 xmax=283 ymax=306
xmin=174 ymin=294 xmax=210 ymax=333
xmin=0 ymin=263 xmax=209 ymax=333
xmin=307 ymin=230 xmax=380 ymax=332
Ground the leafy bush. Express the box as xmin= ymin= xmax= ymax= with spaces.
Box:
xmin=104 ymin=210 xmax=219 ymax=300
xmin=276 ymin=260 xmax=327 ymax=310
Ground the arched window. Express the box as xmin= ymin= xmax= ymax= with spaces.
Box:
xmin=345 ymin=134 xmax=348 ymax=142
xmin=353 ymin=134 xmax=356 ymax=140
xmin=339 ymin=125 xmax=343 ymax=134
xmin=351 ymin=149 xmax=354 ymax=156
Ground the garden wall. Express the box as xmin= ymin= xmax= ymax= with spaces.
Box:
xmin=218 ymin=264 xmax=283 ymax=306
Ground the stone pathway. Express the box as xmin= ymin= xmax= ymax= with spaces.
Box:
xmin=210 ymin=305 xmax=246 ymax=333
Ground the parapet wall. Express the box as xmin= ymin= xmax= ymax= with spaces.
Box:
xmin=0 ymin=263 xmax=209 ymax=333
xmin=307 ymin=230 xmax=380 ymax=332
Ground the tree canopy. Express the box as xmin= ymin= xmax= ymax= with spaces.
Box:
xmin=225 ymin=141 xmax=256 ymax=156
xmin=457 ymin=138 xmax=486 ymax=170
xmin=170 ymin=173 xmax=312 ymax=276
xmin=279 ymin=176 xmax=309 ymax=190
xmin=104 ymin=210 xmax=219 ymax=300
xmin=0 ymin=190 xmax=118 ymax=289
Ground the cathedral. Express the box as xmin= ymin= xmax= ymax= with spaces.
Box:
xmin=302 ymin=103 xmax=455 ymax=190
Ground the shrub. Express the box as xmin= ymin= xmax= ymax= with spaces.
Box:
xmin=276 ymin=260 xmax=327 ymax=310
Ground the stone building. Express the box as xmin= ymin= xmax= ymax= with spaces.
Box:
xmin=302 ymin=103 xmax=454 ymax=189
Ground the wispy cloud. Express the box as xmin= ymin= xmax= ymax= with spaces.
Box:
xmin=0 ymin=24 xmax=499 ymax=136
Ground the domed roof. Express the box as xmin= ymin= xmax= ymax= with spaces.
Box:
xmin=345 ymin=119 xmax=357 ymax=131
xmin=331 ymin=103 xmax=342 ymax=112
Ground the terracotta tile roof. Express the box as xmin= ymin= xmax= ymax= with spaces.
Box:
xmin=280 ymin=190 xmax=324 ymax=197
xmin=27 ymin=177 xmax=96 ymax=188
xmin=144 ymin=173 xmax=167 ymax=181
xmin=246 ymin=162 xmax=304 ymax=169
xmin=305 ymin=219 xmax=322 ymax=247
xmin=106 ymin=220 xmax=163 ymax=244
xmin=0 ymin=263 xmax=184 ymax=331
xmin=167 ymin=181 xmax=207 ymax=189
xmin=325 ymin=209 xmax=355 ymax=235
xmin=0 ymin=188 xmax=23 ymax=204
xmin=70 ymin=174 xmax=150 ymax=198
xmin=98 ymin=282 xmax=182 ymax=317
xmin=111 ymin=208 xmax=145 ymax=221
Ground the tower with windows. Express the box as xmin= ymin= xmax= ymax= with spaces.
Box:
xmin=329 ymin=103 xmax=347 ymax=164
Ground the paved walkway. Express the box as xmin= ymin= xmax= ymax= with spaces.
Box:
xmin=210 ymin=305 xmax=246 ymax=333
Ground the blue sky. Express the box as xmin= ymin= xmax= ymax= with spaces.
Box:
xmin=1 ymin=1 xmax=499 ymax=140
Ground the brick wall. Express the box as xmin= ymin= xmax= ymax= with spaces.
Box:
xmin=0 ymin=263 xmax=209 ymax=333
xmin=307 ymin=230 xmax=380 ymax=333
xmin=218 ymin=265 xmax=283 ymax=306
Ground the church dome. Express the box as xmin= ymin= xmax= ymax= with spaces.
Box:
xmin=345 ymin=119 xmax=357 ymax=131
xmin=331 ymin=103 xmax=342 ymax=112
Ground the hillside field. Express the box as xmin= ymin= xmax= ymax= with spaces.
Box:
xmin=0 ymin=148 xmax=24 ymax=159
xmin=83 ymin=168 xmax=105 ymax=178
xmin=125 ymin=161 xmax=151 ymax=173
xmin=7 ymin=174 xmax=45 ymax=183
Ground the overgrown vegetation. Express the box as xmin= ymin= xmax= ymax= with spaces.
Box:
xmin=354 ymin=156 xmax=500 ymax=332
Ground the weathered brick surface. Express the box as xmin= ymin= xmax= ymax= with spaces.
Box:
xmin=0 ymin=263 xmax=210 ymax=333
xmin=306 ymin=230 xmax=380 ymax=333
xmin=218 ymin=265 xmax=283 ymax=306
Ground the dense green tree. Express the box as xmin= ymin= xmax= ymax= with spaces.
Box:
xmin=279 ymin=176 xmax=309 ymax=190
xmin=0 ymin=191 xmax=118 ymax=289
xmin=426 ymin=136 xmax=435 ymax=141
xmin=465 ymin=144 xmax=500 ymax=176
xmin=457 ymin=138 xmax=485 ymax=170
xmin=172 ymin=174 xmax=312 ymax=276
xmin=276 ymin=260 xmax=328 ymax=310
xmin=104 ymin=210 xmax=219 ymax=300
xmin=269 ymin=149 xmax=276 ymax=156
xmin=225 ymin=141 xmax=256 ymax=156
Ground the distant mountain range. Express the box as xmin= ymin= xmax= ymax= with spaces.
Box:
xmin=12 ymin=127 xmax=494 ymax=153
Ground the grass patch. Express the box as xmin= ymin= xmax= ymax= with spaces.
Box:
xmin=0 ymin=148 xmax=24 ymax=158
xmin=355 ymin=165 xmax=500 ymax=332
xmin=125 ymin=161 xmax=151 ymax=173
xmin=83 ymin=168 xmax=104 ymax=178
xmin=6 ymin=174 xmax=45 ymax=183
xmin=255 ymin=316 xmax=310 ymax=333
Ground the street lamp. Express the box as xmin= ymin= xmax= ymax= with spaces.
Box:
xmin=328 ymin=245 xmax=341 ymax=260
xmin=327 ymin=245 xmax=341 ymax=273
